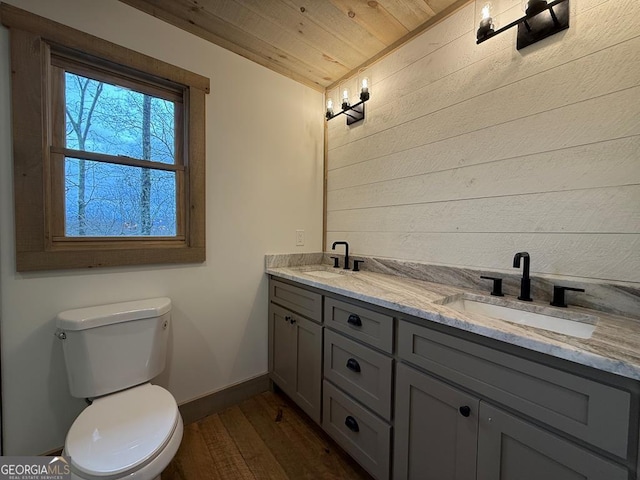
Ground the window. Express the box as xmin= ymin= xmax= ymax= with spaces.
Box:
xmin=1 ymin=4 xmax=209 ymax=271
xmin=55 ymin=61 xmax=182 ymax=239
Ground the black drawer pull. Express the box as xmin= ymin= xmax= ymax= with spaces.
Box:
xmin=284 ymin=315 xmax=291 ymax=322
xmin=346 ymin=358 xmax=361 ymax=373
xmin=347 ymin=314 xmax=362 ymax=327
xmin=459 ymin=406 xmax=471 ymax=417
xmin=290 ymin=318 xmax=296 ymax=324
xmin=344 ymin=415 xmax=359 ymax=432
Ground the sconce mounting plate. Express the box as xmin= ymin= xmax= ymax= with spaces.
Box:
xmin=517 ymin=0 xmax=569 ymax=50
xmin=345 ymin=103 xmax=365 ymax=126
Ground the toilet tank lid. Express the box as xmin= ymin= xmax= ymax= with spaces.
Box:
xmin=56 ymin=298 xmax=171 ymax=331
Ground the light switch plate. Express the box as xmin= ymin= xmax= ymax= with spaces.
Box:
xmin=296 ymin=229 xmax=305 ymax=246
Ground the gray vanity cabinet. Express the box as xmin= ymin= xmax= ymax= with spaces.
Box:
xmin=269 ymin=281 xmax=323 ymax=423
xmin=394 ymin=363 xmax=479 ymax=480
xmin=268 ymin=276 xmax=638 ymax=479
xmin=477 ymin=403 xmax=627 ymax=480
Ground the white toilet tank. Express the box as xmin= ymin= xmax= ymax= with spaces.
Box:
xmin=56 ymin=298 xmax=172 ymax=399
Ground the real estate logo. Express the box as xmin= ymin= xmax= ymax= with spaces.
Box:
xmin=0 ymin=456 xmax=71 ymax=480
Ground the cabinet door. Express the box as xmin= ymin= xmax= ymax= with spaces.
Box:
xmin=477 ymin=403 xmax=628 ymax=480
xmin=269 ymin=303 xmax=296 ymax=394
xmin=394 ymin=363 xmax=479 ymax=480
xmin=293 ymin=314 xmax=323 ymax=423
xmin=269 ymin=302 xmax=323 ymax=423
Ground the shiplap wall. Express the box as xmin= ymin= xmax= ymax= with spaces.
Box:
xmin=326 ymin=0 xmax=640 ymax=283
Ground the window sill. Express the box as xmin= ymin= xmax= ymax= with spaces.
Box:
xmin=17 ymin=245 xmax=205 ymax=271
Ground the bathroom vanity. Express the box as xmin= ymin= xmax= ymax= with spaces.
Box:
xmin=267 ymin=261 xmax=640 ymax=480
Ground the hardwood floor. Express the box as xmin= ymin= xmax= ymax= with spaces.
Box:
xmin=162 ymin=390 xmax=374 ymax=479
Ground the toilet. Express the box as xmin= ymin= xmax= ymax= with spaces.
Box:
xmin=56 ymin=298 xmax=183 ymax=480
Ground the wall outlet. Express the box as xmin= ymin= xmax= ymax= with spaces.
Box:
xmin=296 ymin=229 xmax=305 ymax=246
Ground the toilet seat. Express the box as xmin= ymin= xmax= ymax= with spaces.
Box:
xmin=66 ymin=384 xmax=179 ymax=478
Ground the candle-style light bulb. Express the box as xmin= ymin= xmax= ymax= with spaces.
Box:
xmin=482 ymin=3 xmax=491 ymax=19
xmin=360 ymin=77 xmax=370 ymax=101
xmin=341 ymin=88 xmax=350 ymax=110
xmin=326 ymin=98 xmax=334 ymax=119
xmin=476 ymin=2 xmax=495 ymax=41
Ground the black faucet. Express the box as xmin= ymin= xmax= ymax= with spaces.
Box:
xmin=332 ymin=241 xmax=350 ymax=270
xmin=513 ymin=252 xmax=532 ymax=301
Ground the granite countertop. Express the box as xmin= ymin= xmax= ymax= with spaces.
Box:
xmin=266 ymin=263 xmax=640 ymax=381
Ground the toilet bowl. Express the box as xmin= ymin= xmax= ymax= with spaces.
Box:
xmin=56 ymin=299 xmax=183 ymax=480
xmin=65 ymin=384 xmax=183 ymax=480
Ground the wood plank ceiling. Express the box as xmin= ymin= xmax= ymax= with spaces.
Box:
xmin=118 ymin=0 xmax=468 ymax=92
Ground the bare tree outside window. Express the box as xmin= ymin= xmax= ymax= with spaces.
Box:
xmin=64 ymin=71 xmax=177 ymax=237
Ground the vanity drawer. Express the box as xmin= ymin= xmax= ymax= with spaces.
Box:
xmin=398 ymin=321 xmax=631 ymax=458
xmin=322 ymin=380 xmax=391 ymax=480
xmin=324 ymin=297 xmax=393 ymax=353
xmin=270 ymin=279 xmax=322 ymax=323
xmin=324 ymin=330 xmax=393 ymax=420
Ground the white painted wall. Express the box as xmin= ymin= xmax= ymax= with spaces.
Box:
xmin=326 ymin=0 xmax=640 ymax=284
xmin=0 ymin=0 xmax=324 ymax=454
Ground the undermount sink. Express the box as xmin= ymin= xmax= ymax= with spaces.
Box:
xmin=304 ymin=270 xmax=345 ymax=279
xmin=443 ymin=295 xmax=598 ymax=339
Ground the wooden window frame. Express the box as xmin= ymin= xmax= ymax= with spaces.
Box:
xmin=1 ymin=3 xmax=209 ymax=271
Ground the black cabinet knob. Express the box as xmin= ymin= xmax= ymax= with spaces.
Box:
xmin=346 ymin=358 xmax=361 ymax=373
xmin=284 ymin=315 xmax=291 ymax=322
xmin=459 ymin=406 xmax=471 ymax=417
xmin=290 ymin=317 xmax=296 ymax=325
xmin=344 ymin=415 xmax=360 ymax=432
xmin=347 ymin=314 xmax=362 ymax=327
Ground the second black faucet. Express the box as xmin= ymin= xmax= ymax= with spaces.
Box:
xmin=513 ymin=251 xmax=532 ymax=301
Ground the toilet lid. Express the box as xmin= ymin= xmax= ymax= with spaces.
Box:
xmin=66 ymin=384 xmax=179 ymax=477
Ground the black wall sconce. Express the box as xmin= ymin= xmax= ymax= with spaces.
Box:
xmin=326 ymin=78 xmax=370 ymax=126
xmin=477 ymin=0 xmax=569 ymax=50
